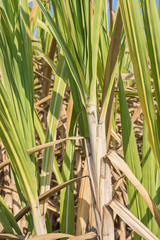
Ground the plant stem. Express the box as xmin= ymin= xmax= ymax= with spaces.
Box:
xmin=87 ymin=110 xmax=114 ymax=239
xmin=31 ymin=201 xmax=47 ymax=235
xmin=97 ymin=123 xmax=114 ymax=240
xmin=87 ymin=105 xmax=98 ymax=188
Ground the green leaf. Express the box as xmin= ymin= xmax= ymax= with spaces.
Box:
xmin=36 ymin=0 xmax=88 ymax=106
xmin=0 ymin=1 xmax=45 ymax=230
xmin=60 ymin=107 xmax=77 ymax=234
xmin=0 ymin=196 xmax=22 ymax=234
xmin=89 ymin=0 xmax=103 ymax=104
xmin=0 ymin=210 xmax=13 ymax=234
xmin=100 ymin=8 xmax=123 ymax=122
xmin=141 ymin=0 xmax=160 ymax=142
xmin=40 ymin=55 xmax=66 ymax=214
xmin=141 ymin=0 xmax=160 ymax=112
xmin=0 ymin=80 xmax=37 ymax=206
xmin=142 ymin=119 xmax=160 ymax=237
xmin=119 ymin=73 xmax=146 ymax=239
xmin=119 ymin=0 xmax=160 ymax=180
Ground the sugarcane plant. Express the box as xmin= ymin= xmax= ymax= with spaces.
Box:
xmin=34 ymin=0 xmax=160 ymax=239
xmin=0 ymin=0 xmax=160 ymax=240
xmin=35 ymin=0 xmax=124 ymax=238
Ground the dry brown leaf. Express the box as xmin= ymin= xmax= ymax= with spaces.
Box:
xmin=34 ymin=70 xmax=54 ymax=84
xmin=112 ymin=175 xmax=125 ymax=197
xmin=28 ymin=232 xmax=97 ymax=240
xmin=121 ymin=73 xmax=135 ymax=80
xmin=29 ymin=233 xmax=73 ymax=240
xmin=34 ymin=95 xmax=52 ymax=107
xmin=0 ymin=159 xmax=10 ymax=170
xmin=42 ymin=37 xmax=57 ymax=97
xmin=108 ymin=151 xmax=160 ymax=228
xmin=27 ymin=137 xmax=85 ymax=155
xmin=15 ymin=176 xmax=88 ymax=222
xmin=108 ymin=198 xmax=159 ymax=240
xmin=0 ymin=184 xmax=17 ymax=193
xmin=47 ymin=200 xmax=59 ymax=214
xmin=76 ymin=161 xmax=91 ymax=235
xmin=68 ymin=232 xmax=97 ymax=240
xmin=29 ymin=0 xmax=38 ymax=29
xmin=0 ymin=234 xmax=24 ymax=240
xmin=111 ymin=129 xmax=122 ymax=144
xmin=131 ymin=104 xmax=142 ymax=123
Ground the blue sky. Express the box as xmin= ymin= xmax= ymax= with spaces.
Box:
xmin=109 ymin=0 xmax=159 ymax=28
xmin=29 ymin=0 xmax=159 ymax=8
xmin=112 ymin=0 xmax=118 ymax=11
xmin=29 ymin=0 xmax=159 ymax=13
xmin=112 ymin=0 xmax=159 ymax=9
xmin=29 ymin=0 xmax=159 ymax=29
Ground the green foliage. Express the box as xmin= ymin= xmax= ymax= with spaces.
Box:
xmin=0 ymin=0 xmax=45 ymax=234
xmin=0 ymin=0 xmax=160 ymax=238
xmin=0 ymin=196 xmax=21 ymax=234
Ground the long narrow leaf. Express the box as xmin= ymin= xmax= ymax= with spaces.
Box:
xmin=141 ymin=0 xmax=160 ymax=113
xmin=142 ymin=120 xmax=160 ymax=237
xmin=108 ymin=151 xmax=160 ymax=228
xmin=15 ymin=176 xmax=88 ymax=222
xmin=89 ymin=0 xmax=103 ymax=104
xmin=109 ymin=199 xmax=159 ymax=240
xmin=40 ymin=55 xmax=66 ymax=214
xmin=0 ymin=196 xmax=21 ymax=235
xmin=0 ymin=82 xmax=37 ymax=205
xmin=119 ymin=73 xmax=146 ymax=222
xmin=60 ymin=107 xmax=77 ymax=234
xmin=36 ymin=0 xmax=88 ymax=105
xmin=119 ymin=0 xmax=160 ymax=179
